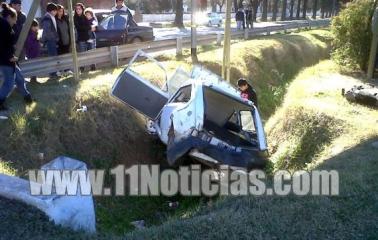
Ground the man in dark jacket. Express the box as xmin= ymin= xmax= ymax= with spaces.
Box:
xmin=41 ymin=3 xmax=60 ymax=77
xmin=238 ymin=78 xmax=258 ymax=107
xmin=235 ymin=8 xmax=245 ymax=30
xmin=9 ymin=0 xmax=26 ymax=42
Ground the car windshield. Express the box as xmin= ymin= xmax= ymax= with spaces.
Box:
xmin=100 ymin=13 xmax=128 ymax=30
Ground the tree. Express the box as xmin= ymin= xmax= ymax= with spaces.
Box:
xmin=302 ymin=0 xmax=308 ymax=19
xmin=281 ymin=0 xmax=288 ymax=20
xmin=216 ymin=0 xmax=226 ymax=12
xmin=312 ymin=0 xmax=318 ymax=19
xmin=174 ymin=0 xmax=184 ymax=28
xmin=272 ymin=0 xmax=279 ymax=21
xmin=289 ymin=0 xmax=295 ymax=19
xmin=250 ymin=0 xmax=261 ymax=21
xmin=262 ymin=0 xmax=268 ymax=21
xmin=211 ymin=0 xmax=217 ymax=12
xmin=331 ymin=0 xmax=378 ymax=70
xmin=296 ymin=0 xmax=302 ymax=19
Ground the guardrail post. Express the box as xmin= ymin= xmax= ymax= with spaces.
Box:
xmin=110 ymin=46 xmax=119 ymax=67
xmin=176 ymin=37 xmax=183 ymax=56
xmin=216 ymin=33 xmax=223 ymax=46
xmin=244 ymin=29 xmax=249 ymax=40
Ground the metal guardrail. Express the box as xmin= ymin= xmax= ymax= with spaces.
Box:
xmin=19 ymin=19 xmax=330 ymax=78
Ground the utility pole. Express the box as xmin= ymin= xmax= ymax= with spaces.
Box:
xmin=191 ymin=0 xmax=198 ymax=63
xmin=222 ymin=0 xmax=232 ymax=82
xmin=367 ymin=8 xmax=378 ymax=81
xmin=15 ymin=0 xmax=41 ymax=58
xmin=67 ymin=0 xmax=80 ymax=80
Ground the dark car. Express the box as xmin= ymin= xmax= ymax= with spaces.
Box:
xmin=95 ymin=12 xmax=154 ymax=48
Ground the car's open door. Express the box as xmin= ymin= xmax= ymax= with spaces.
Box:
xmin=111 ymin=50 xmax=169 ymax=119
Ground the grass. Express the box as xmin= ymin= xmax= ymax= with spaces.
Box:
xmin=0 ymin=29 xmax=344 ymax=238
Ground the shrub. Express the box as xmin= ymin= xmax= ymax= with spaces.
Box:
xmin=331 ymin=0 xmax=378 ymax=71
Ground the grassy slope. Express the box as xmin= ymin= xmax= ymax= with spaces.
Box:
xmin=0 ymin=29 xmax=337 ymax=238
xmin=124 ymin=60 xmax=378 ymax=240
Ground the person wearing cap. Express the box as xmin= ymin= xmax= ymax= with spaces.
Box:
xmin=9 ymin=0 xmax=26 ymax=42
xmin=237 ymin=78 xmax=258 ymax=107
xmin=41 ymin=2 xmax=60 ymax=78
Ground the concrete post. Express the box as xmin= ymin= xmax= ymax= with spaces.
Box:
xmin=176 ymin=37 xmax=183 ymax=56
xmin=110 ymin=46 xmax=119 ymax=67
xmin=216 ymin=33 xmax=223 ymax=46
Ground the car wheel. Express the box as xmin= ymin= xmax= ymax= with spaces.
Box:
xmin=131 ymin=37 xmax=142 ymax=44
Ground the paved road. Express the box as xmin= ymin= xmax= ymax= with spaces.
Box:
xmin=152 ymin=19 xmax=312 ymax=40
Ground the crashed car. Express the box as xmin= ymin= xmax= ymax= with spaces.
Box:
xmin=111 ymin=50 xmax=268 ymax=169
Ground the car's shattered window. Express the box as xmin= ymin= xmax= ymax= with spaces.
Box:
xmin=191 ymin=66 xmax=223 ymax=84
xmin=240 ymin=111 xmax=256 ymax=132
xmin=172 ymin=85 xmax=192 ymax=103
xmin=128 ymin=61 xmax=167 ymax=91
xmin=168 ymin=68 xmax=191 ymax=96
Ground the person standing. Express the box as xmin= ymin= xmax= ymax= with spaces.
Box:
xmin=74 ymin=3 xmax=91 ymax=73
xmin=41 ymin=2 xmax=60 ymax=78
xmin=238 ymin=78 xmax=258 ymax=107
xmin=25 ymin=19 xmax=40 ymax=83
xmin=9 ymin=0 xmax=26 ymax=60
xmin=56 ymin=5 xmax=73 ymax=76
xmin=246 ymin=8 xmax=253 ymax=29
xmin=0 ymin=3 xmax=33 ymax=111
xmin=9 ymin=0 xmax=26 ymax=42
xmin=56 ymin=5 xmax=70 ymax=55
xmin=84 ymin=8 xmax=98 ymax=71
xmin=111 ymin=0 xmax=135 ymax=27
xmin=236 ymin=8 xmax=245 ymax=30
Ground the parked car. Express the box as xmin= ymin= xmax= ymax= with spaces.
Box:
xmin=96 ymin=12 xmax=154 ymax=48
xmin=111 ymin=50 xmax=268 ymax=170
xmin=206 ymin=12 xmax=223 ymax=27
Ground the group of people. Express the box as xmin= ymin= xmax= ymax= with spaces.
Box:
xmin=236 ymin=8 xmax=254 ymax=30
xmin=38 ymin=2 xmax=98 ymax=78
xmin=0 ymin=0 xmax=133 ymax=111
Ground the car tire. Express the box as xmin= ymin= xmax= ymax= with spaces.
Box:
xmin=131 ymin=37 xmax=142 ymax=44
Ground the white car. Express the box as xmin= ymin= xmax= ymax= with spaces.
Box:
xmin=206 ymin=12 xmax=223 ymax=27
xmin=111 ymin=50 xmax=268 ymax=169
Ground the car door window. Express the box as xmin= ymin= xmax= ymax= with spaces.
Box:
xmin=100 ymin=14 xmax=128 ymax=30
xmin=240 ymin=111 xmax=256 ymax=132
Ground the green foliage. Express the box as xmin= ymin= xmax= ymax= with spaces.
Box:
xmin=331 ymin=0 xmax=377 ymax=70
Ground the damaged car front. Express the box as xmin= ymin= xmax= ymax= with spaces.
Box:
xmin=111 ymin=50 xmax=268 ymax=170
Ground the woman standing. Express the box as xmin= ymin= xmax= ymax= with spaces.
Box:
xmin=0 ymin=3 xmax=33 ymax=111
xmin=74 ymin=3 xmax=91 ymax=72
xmin=56 ymin=5 xmax=70 ymax=55
xmin=84 ymin=8 xmax=98 ymax=71
xmin=56 ymin=5 xmax=73 ymax=76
